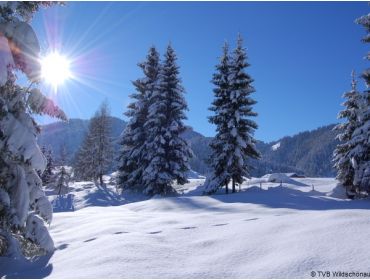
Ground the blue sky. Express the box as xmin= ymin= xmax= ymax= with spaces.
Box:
xmin=32 ymin=1 xmax=369 ymax=143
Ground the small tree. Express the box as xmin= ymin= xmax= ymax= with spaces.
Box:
xmin=74 ymin=101 xmax=113 ymax=186
xmin=55 ymin=145 xmax=70 ymax=195
xmin=94 ymin=102 xmax=113 ymax=186
xmin=41 ymin=145 xmax=54 ymax=186
xmin=74 ymin=129 xmax=95 ymax=181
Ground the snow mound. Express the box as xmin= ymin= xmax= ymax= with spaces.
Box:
xmin=249 ymin=173 xmax=308 ymax=187
xmin=328 ymin=184 xmax=348 ymax=199
xmin=3 ymin=177 xmax=370 ymax=278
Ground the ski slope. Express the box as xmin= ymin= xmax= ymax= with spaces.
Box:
xmin=2 ymin=176 xmax=370 ymax=278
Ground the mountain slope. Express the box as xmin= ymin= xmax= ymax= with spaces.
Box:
xmin=38 ymin=117 xmax=126 ymax=163
xmin=258 ymin=124 xmax=339 ymax=177
xmin=38 ymin=119 xmax=339 ymax=177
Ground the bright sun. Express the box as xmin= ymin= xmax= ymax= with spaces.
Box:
xmin=41 ymin=52 xmax=71 ymax=88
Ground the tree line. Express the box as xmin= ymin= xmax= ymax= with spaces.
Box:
xmin=69 ymin=36 xmax=259 ymax=196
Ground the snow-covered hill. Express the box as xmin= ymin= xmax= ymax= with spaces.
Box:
xmin=2 ymin=176 xmax=370 ymax=278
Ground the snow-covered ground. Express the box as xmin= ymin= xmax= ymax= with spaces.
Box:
xmin=2 ymin=176 xmax=370 ymax=278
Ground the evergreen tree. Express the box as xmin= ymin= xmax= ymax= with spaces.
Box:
xmin=333 ymin=72 xmax=363 ymax=192
xmin=350 ymin=13 xmax=370 ymax=191
xmin=206 ymin=36 xmax=260 ymax=194
xmin=228 ymin=35 xmax=260 ymax=192
xmin=74 ymin=129 xmax=95 ymax=181
xmin=74 ymin=101 xmax=113 ymax=185
xmin=55 ymin=145 xmax=70 ymax=195
xmin=333 ymin=12 xmax=370 ymax=195
xmin=207 ymin=42 xmax=234 ymax=194
xmin=348 ymin=96 xmax=370 ymax=191
xmin=41 ymin=146 xmax=54 ymax=185
xmin=142 ymin=44 xmax=192 ymax=195
xmin=117 ymin=47 xmax=160 ymax=192
xmin=0 ymin=2 xmax=66 ymax=257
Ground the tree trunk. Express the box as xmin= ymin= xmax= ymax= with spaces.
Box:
xmin=225 ymin=182 xmax=229 ymax=194
xmin=99 ymin=173 xmax=104 ymax=186
xmin=232 ymin=178 xmax=236 ymax=193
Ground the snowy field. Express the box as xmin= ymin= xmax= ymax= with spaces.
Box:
xmin=2 ymin=176 xmax=370 ymax=278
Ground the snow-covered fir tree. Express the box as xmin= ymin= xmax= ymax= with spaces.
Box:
xmin=54 ymin=145 xmax=70 ymax=195
xmin=41 ymin=146 xmax=54 ymax=186
xmin=333 ymin=12 xmax=370 ymax=195
xmin=348 ymin=97 xmax=370 ymax=192
xmin=228 ymin=35 xmax=260 ymax=192
xmin=206 ymin=36 xmax=260 ymax=194
xmin=206 ymin=42 xmax=234 ymax=194
xmin=117 ymin=47 xmax=161 ymax=193
xmin=349 ymin=13 xmax=370 ymax=192
xmin=0 ymin=1 xmax=66 ymax=258
xmin=333 ymin=72 xmax=363 ymax=193
xmin=74 ymin=101 xmax=113 ymax=185
xmin=142 ymin=44 xmax=193 ymax=195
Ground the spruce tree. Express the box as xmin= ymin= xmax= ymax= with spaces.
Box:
xmin=228 ymin=35 xmax=260 ymax=192
xmin=333 ymin=12 xmax=370 ymax=195
xmin=206 ymin=36 xmax=260 ymax=194
xmin=333 ymin=72 xmax=363 ymax=192
xmin=41 ymin=146 xmax=54 ymax=186
xmin=348 ymin=96 xmax=370 ymax=191
xmin=142 ymin=44 xmax=192 ymax=195
xmin=0 ymin=2 xmax=66 ymax=257
xmin=207 ymin=42 xmax=234 ymax=194
xmin=117 ymin=47 xmax=160 ymax=192
xmin=55 ymin=145 xmax=70 ymax=195
xmin=350 ymin=13 xmax=370 ymax=191
xmin=74 ymin=128 xmax=95 ymax=181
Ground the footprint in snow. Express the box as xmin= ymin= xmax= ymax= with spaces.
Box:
xmin=148 ymin=231 xmax=162 ymax=234
xmin=213 ymin=223 xmax=228 ymax=227
xmin=56 ymin=244 xmax=69 ymax=250
xmin=114 ymin=231 xmax=129 ymax=235
xmin=244 ymin=218 xmax=259 ymax=221
xmin=180 ymin=226 xmax=197 ymax=230
xmin=83 ymin=237 xmax=97 ymax=243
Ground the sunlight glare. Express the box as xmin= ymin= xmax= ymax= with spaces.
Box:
xmin=41 ymin=52 xmax=72 ymax=88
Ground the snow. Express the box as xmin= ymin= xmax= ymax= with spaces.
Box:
xmin=1 ymin=113 xmax=46 ymax=172
xmin=0 ymin=20 xmax=41 ymax=82
xmin=0 ymin=35 xmax=15 ymax=86
xmin=248 ymin=173 xmax=307 ymax=186
xmin=271 ymin=141 xmax=281 ymax=151
xmin=2 ymin=175 xmax=370 ymax=278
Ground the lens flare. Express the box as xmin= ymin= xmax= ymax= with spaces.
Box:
xmin=41 ymin=52 xmax=71 ymax=88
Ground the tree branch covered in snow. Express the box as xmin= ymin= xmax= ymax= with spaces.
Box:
xmin=0 ymin=1 xmax=66 ymax=259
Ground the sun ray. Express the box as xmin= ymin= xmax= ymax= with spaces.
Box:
xmin=41 ymin=52 xmax=72 ymax=90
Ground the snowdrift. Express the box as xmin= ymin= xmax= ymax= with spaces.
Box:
xmin=2 ymin=176 xmax=370 ymax=278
